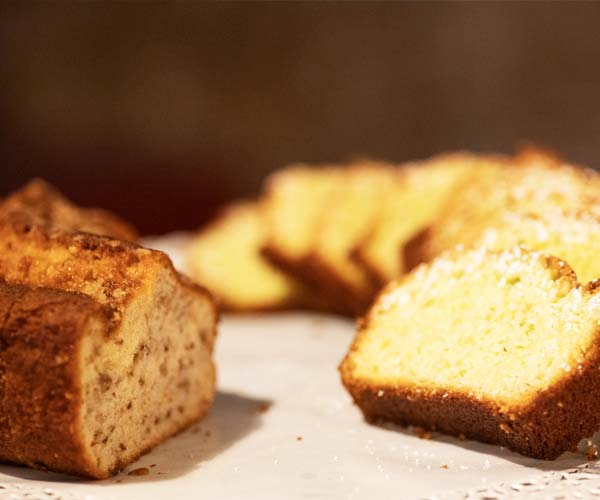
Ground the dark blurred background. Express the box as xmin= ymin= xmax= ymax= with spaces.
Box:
xmin=2 ymin=2 xmax=600 ymax=234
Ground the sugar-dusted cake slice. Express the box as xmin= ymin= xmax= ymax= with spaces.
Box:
xmin=354 ymin=153 xmax=507 ymax=286
xmin=0 ymin=178 xmax=138 ymax=241
xmin=0 ymin=212 xmax=217 ymax=478
xmin=187 ymin=200 xmax=312 ymax=311
xmin=341 ymin=246 xmax=600 ymax=459
xmin=475 ymin=208 xmax=600 ymax=284
xmin=405 ymin=153 xmax=600 ymax=270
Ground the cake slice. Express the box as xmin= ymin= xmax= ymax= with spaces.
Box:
xmin=475 ymin=208 xmax=600 ymax=284
xmin=261 ymin=164 xmax=343 ymax=286
xmin=0 ymin=212 xmax=217 ymax=478
xmin=341 ymin=246 xmax=600 ymax=459
xmin=187 ymin=200 xmax=312 ymax=311
xmin=405 ymin=156 xmax=600 ymax=269
xmin=0 ymin=178 xmax=138 ymax=241
xmin=305 ymin=162 xmax=399 ymax=314
xmin=354 ymin=153 xmax=507 ymax=286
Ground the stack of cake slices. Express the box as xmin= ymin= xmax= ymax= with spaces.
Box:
xmin=188 ymin=146 xmax=600 ymax=460
xmin=187 ymin=152 xmax=510 ymax=315
xmin=189 ymin=147 xmax=600 ymax=317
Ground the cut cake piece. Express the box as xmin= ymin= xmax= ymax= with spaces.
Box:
xmin=405 ymin=153 xmax=600 ymax=270
xmin=261 ymin=164 xmax=343 ymax=284
xmin=354 ymin=153 xmax=508 ymax=287
xmin=475 ymin=208 xmax=600 ymax=284
xmin=306 ymin=162 xmax=400 ymax=314
xmin=187 ymin=200 xmax=311 ymax=311
xmin=0 ymin=212 xmax=217 ymax=478
xmin=0 ymin=178 xmax=138 ymax=241
xmin=341 ymin=246 xmax=600 ymax=459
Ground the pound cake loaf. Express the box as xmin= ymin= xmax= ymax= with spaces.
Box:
xmin=341 ymin=246 xmax=600 ymax=459
xmin=0 ymin=178 xmax=138 ymax=241
xmin=187 ymin=200 xmax=311 ymax=311
xmin=0 ymin=212 xmax=217 ymax=478
xmin=354 ymin=153 xmax=508 ymax=286
xmin=405 ymin=154 xmax=600 ymax=269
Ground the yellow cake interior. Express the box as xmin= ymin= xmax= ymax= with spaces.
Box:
xmin=346 ymin=247 xmax=600 ymax=409
xmin=187 ymin=201 xmax=305 ymax=310
xmin=477 ymin=209 xmax=600 ymax=285
xmin=79 ymin=265 xmax=215 ymax=475
xmin=263 ymin=166 xmax=343 ymax=262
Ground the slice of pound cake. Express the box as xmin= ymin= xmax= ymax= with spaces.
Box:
xmin=340 ymin=246 xmax=600 ymax=459
xmin=187 ymin=200 xmax=311 ymax=311
xmin=0 ymin=213 xmax=217 ymax=478
xmin=261 ymin=165 xmax=344 ymax=288
xmin=307 ymin=163 xmax=400 ymax=314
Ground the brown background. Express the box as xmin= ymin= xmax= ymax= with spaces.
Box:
xmin=1 ymin=2 xmax=600 ymax=234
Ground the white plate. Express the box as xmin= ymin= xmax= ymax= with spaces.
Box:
xmin=1 ymin=234 xmax=599 ymax=500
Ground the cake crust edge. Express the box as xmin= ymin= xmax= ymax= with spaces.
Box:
xmin=0 ymin=284 xmax=112 ymax=477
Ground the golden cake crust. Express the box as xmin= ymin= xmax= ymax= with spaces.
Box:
xmin=340 ymin=251 xmax=600 ymax=459
xmin=0 ymin=283 xmax=111 ymax=477
xmin=0 ymin=179 xmax=138 ymax=242
xmin=340 ymin=353 xmax=600 ymax=460
xmin=0 ymin=211 xmax=214 ymax=318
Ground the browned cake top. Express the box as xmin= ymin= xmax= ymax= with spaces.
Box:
xmin=0 ymin=179 xmax=138 ymax=242
xmin=0 ymin=211 xmax=212 ymax=326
